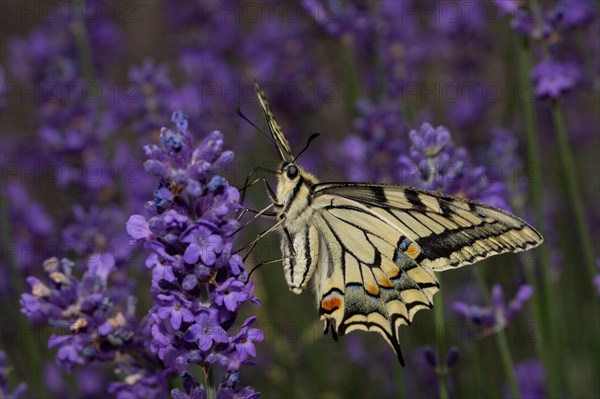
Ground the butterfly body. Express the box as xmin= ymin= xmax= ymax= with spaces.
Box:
xmin=253 ymin=82 xmax=543 ymax=365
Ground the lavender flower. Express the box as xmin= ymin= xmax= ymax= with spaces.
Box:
xmin=0 ymin=351 xmax=27 ymax=399
xmin=127 ymin=112 xmax=262 ymax=397
xmin=397 ymin=123 xmax=510 ymax=210
xmin=19 ymin=253 xmax=168 ymax=398
xmin=8 ymin=1 xmax=122 ymax=84
xmin=341 ymin=99 xmax=406 ymax=182
xmin=120 ymin=59 xmax=176 ymax=136
xmin=244 ymin=17 xmax=330 ymax=116
xmin=497 ymin=0 xmax=596 ymax=101
xmin=546 ymin=0 xmax=596 ymax=32
xmin=21 ymin=256 xmax=129 ymax=368
xmin=301 ymin=0 xmax=373 ymax=47
xmin=487 ymin=128 xmax=527 ymax=201
xmin=376 ymin=0 xmax=427 ymax=99
xmin=531 ymin=59 xmax=581 ymax=99
xmin=453 ymin=284 xmax=533 ymax=330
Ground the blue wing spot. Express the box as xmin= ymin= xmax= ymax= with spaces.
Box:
xmin=399 ymin=238 xmax=411 ymax=251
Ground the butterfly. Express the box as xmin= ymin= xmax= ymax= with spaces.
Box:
xmin=246 ymin=81 xmax=543 ymax=366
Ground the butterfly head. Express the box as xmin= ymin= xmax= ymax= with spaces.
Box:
xmin=283 ymin=163 xmax=299 ymax=181
xmin=276 ymin=161 xmax=317 ymax=205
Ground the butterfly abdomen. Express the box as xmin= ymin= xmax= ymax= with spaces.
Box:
xmin=281 ymin=224 xmax=320 ymax=294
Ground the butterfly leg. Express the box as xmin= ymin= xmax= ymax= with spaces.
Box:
xmin=237 ymin=207 xmax=277 ymax=222
xmin=237 ymin=175 xmax=280 ymax=222
xmin=247 ymin=255 xmax=294 ymax=278
xmin=234 ymin=218 xmax=286 ymax=261
xmin=231 ymin=203 xmax=276 ymax=236
xmin=239 ymin=167 xmax=279 ymax=207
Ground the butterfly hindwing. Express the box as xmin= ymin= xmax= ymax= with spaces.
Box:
xmin=312 ymin=196 xmax=441 ymax=365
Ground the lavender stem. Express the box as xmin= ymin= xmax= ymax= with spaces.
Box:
xmin=474 ymin=270 xmax=520 ymax=399
xmin=551 ymin=103 xmax=596 ymax=278
xmin=518 ymin=34 xmax=563 ymax=399
xmin=434 ymin=282 xmax=449 ymax=399
xmin=206 ymin=367 xmax=216 ymax=399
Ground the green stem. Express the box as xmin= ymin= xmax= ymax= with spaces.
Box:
xmin=340 ymin=43 xmax=360 ymax=115
xmin=434 ymin=282 xmax=449 ymax=399
xmin=496 ymin=330 xmax=521 ymax=399
xmin=473 ymin=271 xmax=520 ymax=399
xmin=517 ymin=36 xmax=563 ymax=399
xmin=71 ymin=9 xmax=96 ymax=83
xmin=0 ymin=194 xmax=45 ymax=394
xmin=206 ymin=367 xmax=216 ymax=399
xmin=551 ymin=103 xmax=596 ymax=277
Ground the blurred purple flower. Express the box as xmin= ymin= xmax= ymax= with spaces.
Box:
xmin=453 ymin=284 xmax=533 ymax=330
xmin=506 ymin=360 xmax=546 ymax=399
xmin=532 ymin=59 xmax=581 ymax=99
xmin=8 ymin=1 xmax=122 ymax=83
xmin=129 ymin=112 xmax=262 ymax=396
xmin=409 ymin=346 xmax=460 ymax=398
xmin=244 ymin=17 xmax=330 ymax=116
xmin=61 ymin=205 xmax=133 ymax=262
xmin=108 ymin=367 xmax=168 ymax=399
xmin=397 ymin=123 xmax=510 ymax=210
xmin=376 ymin=0 xmax=427 ymax=98
xmin=341 ymin=99 xmax=406 ymax=182
xmin=547 ymin=0 xmax=596 ymax=31
xmin=0 ymin=351 xmax=27 ymax=399
xmin=4 ymin=182 xmax=54 ymax=237
xmin=487 ymin=128 xmax=528 ymax=203
xmin=493 ymin=0 xmax=519 ymax=16
xmin=594 ymin=259 xmax=600 ymax=296
xmin=120 ymin=59 xmax=176 ymax=136
xmin=301 ymin=0 xmax=373 ymax=47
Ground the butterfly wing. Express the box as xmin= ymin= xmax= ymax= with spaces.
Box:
xmin=254 ymin=81 xmax=294 ymax=162
xmin=310 ymin=183 xmax=543 ymax=365
xmin=313 ymin=183 xmax=543 ymax=271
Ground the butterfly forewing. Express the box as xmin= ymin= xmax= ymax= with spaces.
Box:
xmin=313 ymin=183 xmax=543 ymax=271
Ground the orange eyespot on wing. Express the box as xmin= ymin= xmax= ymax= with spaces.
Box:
xmin=320 ymin=290 xmax=344 ymax=314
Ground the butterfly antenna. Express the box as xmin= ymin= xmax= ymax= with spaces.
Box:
xmin=293 ymin=132 xmax=320 ymax=163
xmin=236 ymin=104 xmax=278 ymax=147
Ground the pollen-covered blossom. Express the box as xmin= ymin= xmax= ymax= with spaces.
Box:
xmin=452 ymin=284 xmax=533 ymax=330
xmin=127 ymin=112 xmax=262 ymax=398
xmin=19 ymin=255 xmax=168 ymax=398
xmin=397 ymin=123 xmax=510 ymax=210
